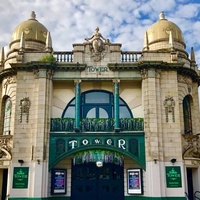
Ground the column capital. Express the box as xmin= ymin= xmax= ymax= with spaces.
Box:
xmin=113 ymin=79 xmax=120 ymax=83
xmin=74 ymin=79 xmax=81 ymax=84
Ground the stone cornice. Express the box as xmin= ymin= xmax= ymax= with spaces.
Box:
xmin=0 ymin=61 xmax=199 ymax=84
xmin=138 ymin=61 xmax=184 ymax=69
xmin=0 ymin=68 xmax=16 ymax=81
xmin=138 ymin=61 xmax=200 ymax=85
xmin=10 ymin=61 xmax=86 ymax=71
xmin=108 ymin=62 xmax=139 ymax=70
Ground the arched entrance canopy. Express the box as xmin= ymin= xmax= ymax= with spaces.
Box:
xmin=49 ymin=132 xmax=145 ymax=170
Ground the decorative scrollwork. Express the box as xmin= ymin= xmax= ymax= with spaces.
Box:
xmin=182 ymin=133 xmax=200 ymax=159
xmin=19 ymin=97 xmax=31 ymax=123
xmin=163 ymin=96 xmax=175 ymax=122
xmin=0 ymin=135 xmax=12 ymax=161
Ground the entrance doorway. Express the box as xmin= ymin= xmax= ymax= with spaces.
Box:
xmin=0 ymin=169 xmax=8 ymax=200
xmin=71 ymin=162 xmax=124 ymax=200
xmin=186 ymin=168 xmax=194 ymax=200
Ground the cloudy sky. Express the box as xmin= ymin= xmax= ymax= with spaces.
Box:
xmin=0 ymin=0 xmax=200 ymax=64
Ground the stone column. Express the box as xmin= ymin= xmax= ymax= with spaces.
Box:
xmin=141 ymin=68 xmax=164 ymax=196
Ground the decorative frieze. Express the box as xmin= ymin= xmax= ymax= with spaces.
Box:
xmin=19 ymin=97 xmax=31 ymax=123
xmin=33 ymin=68 xmax=54 ymax=79
xmin=164 ymin=96 xmax=175 ymax=122
xmin=141 ymin=69 xmax=161 ymax=79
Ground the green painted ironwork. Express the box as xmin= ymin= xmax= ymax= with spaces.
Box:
xmin=114 ymin=82 xmax=120 ymax=130
xmin=50 ymin=118 xmax=144 ymax=132
xmin=75 ymin=82 xmax=81 ymax=131
xmin=49 ymin=132 xmax=145 ymax=170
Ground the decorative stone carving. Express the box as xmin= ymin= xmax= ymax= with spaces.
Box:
xmin=178 ymin=74 xmax=193 ymax=94
xmin=177 ymin=75 xmax=192 ymax=88
xmin=140 ymin=69 xmax=161 ymax=79
xmin=163 ymin=96 xmax=175 ymax=122
xmin=182 ymin=133 xmax=200 ymax=159
xmin=0 ymin=135 xmax=12 ymax=161
xmin=19 ymin=97 xmax=31 ymax=123
xmin=141 ymin=69 xmax=147 ymax=79
xmin=155 ymin=69 xmax=161 ymax=79
xmin=46 ymin=69 xmax=54 ymax=79
xmin=3 ymin=76 xmax=17 ymax=88
xmin=85 ymin=27 xmax=110 ymax=62
xmin=33 ymin=69 xmax=39 ymax=79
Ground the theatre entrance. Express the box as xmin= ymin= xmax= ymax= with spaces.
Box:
xmin=71 ymin=162 xmax=124 ymax=200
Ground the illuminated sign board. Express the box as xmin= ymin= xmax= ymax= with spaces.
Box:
xmin=127 ymin=169 xmax=143 ymax=194
xmin=51 ymin=169 xmax=67 ymax=195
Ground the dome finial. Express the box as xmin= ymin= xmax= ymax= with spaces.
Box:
xmin=159 ymin=11 xmax=165 ymax=20
xmin=30 ymin=11 xmax=36 ymax=19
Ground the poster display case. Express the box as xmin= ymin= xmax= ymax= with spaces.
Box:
xmin=127 ymin=169 xmax=143 ymax=194
xmin=51 ymin=169 xmax=67 ymax=195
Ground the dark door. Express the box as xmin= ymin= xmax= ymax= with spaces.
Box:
xmin=1 ymin=169 xmax=8 ymax=200
xmin=186 ymin=168 xmax=193 ymax=200
xmin=71 ymin=162 xmax=124 ymax=200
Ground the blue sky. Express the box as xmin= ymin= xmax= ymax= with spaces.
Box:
xmin=0 ymin=0 xmax=200 ymax=64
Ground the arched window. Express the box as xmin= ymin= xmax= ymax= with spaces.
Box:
xmin=183 ymin=95 xmax=192 ymax=134
xmin=62 ymin=90 xmax=133 ymax=119
xmin=3 ymin=98 xmax=11 ymax=135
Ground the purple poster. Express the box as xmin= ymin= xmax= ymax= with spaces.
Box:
xmin=51 ymin=169 xmax=66 ymax=195
xmin=127 ymin=169 xmax=143 ymax=194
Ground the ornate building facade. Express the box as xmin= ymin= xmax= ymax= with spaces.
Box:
xmin=0 ymin=11 xmax=199 ymax=200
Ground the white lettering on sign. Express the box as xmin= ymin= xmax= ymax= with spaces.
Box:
xmin=94 ymin=139 xmax=101 ymax=144
xmin=118 ymin=139 xmax=126 ymax=149
xmin=82 ymin=139 xmax=89 ymax=145
xmin=68 ymin=138 xmax=126 ymax=151
xmin=69 ymin=140 xmax=77 ymax=149
xmin=106 ymin=139 xmax=113 ymax=145
xmin=87 ymin=66 xmax=109 ymax=72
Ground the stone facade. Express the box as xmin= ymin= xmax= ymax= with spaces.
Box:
xmin=0 ymin=11 xmax=199 ymax=200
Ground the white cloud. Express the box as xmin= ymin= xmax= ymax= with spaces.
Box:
xmin=0 ymin=0 xmax=199 ymax=64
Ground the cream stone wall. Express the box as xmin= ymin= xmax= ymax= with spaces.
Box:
xmin=52 ymin=81 xmax=75 ymax=118
xmin=7 ymin=68 xmax=52 ymax=197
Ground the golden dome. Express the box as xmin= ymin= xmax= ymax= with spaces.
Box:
xmin=11 ymin=11 xmax=48 ymax=44
xmin=146 ymin=12 xmax=185 ymax=46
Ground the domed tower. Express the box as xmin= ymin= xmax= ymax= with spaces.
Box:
xmin=143 ymin=12 xmax=185 ymax=52
xmin=5 ymin=11 xmax=52 ymax=67
xmin=141 ymin=12 xmax=197 ymax=67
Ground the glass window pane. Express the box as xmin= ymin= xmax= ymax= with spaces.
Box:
xmin=119 ymin=106 xmax=131 ymax=118
xmin=63 ymin=106 xmax=75 ymax=118
xmin=3 ymin=98 xmax=11 ymax=135
xmin=86 ymin=108 xmax=96 ymax=118
xmin=119 ymin=99 xmax=124 ymax=104
xmin=85 ymin=92 xmax=110 ymax=104
xmin=99 ymin=108 xmax=108 ymax=118
xmin=70 ymin=99 xmax=75 ymax=105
